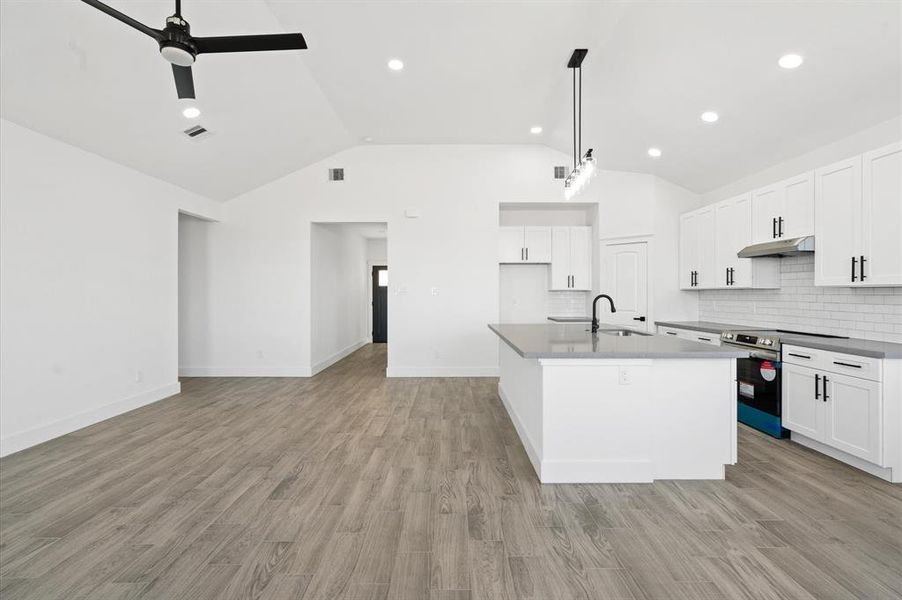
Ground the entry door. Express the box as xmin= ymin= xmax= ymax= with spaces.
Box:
xmin=372 ymin=266 xmax=388 ymax=343
xmin=601 ymin=241 xmax=648 ymax=330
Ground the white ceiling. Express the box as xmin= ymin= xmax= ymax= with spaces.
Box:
xmin=1 ymin=1 xmax=900 ymax=200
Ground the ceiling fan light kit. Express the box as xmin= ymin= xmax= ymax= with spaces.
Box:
xmin=563 ymin=48 xmax=595 ymax=201
xmin=80 ymin=0 xmax=308 ymax=101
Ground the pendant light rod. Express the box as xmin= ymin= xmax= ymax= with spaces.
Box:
xmin=564 ymin=48 xmax=594 ymax=201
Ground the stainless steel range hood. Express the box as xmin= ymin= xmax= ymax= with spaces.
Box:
xmin=738 ymin=236 xmax=815 ymax=258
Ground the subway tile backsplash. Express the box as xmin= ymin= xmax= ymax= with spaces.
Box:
xmin=698 ymin=255 xmax=902 ymax=343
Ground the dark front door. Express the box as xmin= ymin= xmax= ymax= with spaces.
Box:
xmin=372 ymin=266 xmax=388 ymax=343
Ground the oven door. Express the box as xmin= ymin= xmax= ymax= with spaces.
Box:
xmin=729 ymin=347 xmax=789 ymax=438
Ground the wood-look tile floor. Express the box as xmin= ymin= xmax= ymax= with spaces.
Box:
xmin=1 ymin=344 xmax=901 ymax=600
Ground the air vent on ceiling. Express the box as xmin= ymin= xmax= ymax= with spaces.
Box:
xmin=554 ymin=166 xmax=567 ymax=180
xmin=328 ymin=168 xmax=345 ymax=182
xmin=183 ymin=125 xmax=209 ymax=139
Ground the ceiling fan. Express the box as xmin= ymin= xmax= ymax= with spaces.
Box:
xmin=80 ymin=0 xmax=307 ymax=100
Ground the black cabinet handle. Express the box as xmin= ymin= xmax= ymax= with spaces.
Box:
xmin=666 ymin=331 xmax=678 ymax=335
xmin=632 ymin=316 xmax=646 ymax=322
xmin=726 ymin=267 xmax=729 ymax=286
xmin=772 ymin=217 xmax=777 ymax=239
xmin=860 ymin=255 xmax=866 ymax=281
xmin=525 ymin=247 xmax=529 ymax=261
xmin=787 ymin=353 xmax=811 ymax=359
xmin=729 ymin=267 xmax=735 ymax=286
xmin=778 ymin=216 xmax=784 ymax=237
xmin=694 ymin=271 xmax=698 ymax=286
xmin=815 ymin=373 xmax=820 ymax=399
xmin=698 ymin=337 xmax=712 ymax=342
xmin=823 ymin=376 xmax=829 ymax=402
xmin=833 ymin=361 xmax=862 ymax=369
xmin=851 ymin=256 xmax=857 ymax=282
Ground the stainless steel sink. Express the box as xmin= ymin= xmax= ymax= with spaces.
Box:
xmin=595 ymin=329 xmax=652 ymax=337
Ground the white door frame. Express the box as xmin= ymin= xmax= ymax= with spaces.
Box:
xmin=599 ymin=235 xmax=654 ymax=331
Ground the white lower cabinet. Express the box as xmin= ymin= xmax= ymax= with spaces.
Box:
xmin=783 ymin=347 xmax=884 ymax=467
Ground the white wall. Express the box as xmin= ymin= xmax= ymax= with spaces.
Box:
xmin=0 ymin=119 xmax=219 ymax=456
xmin=178 ymin=144 xmax=571 ymax=377
xmin=311 ymin=224 xmax=369 ymax=373
xmin=702 ymin=116 xmax=902 ymax=203
xmin=366 ymin=238 xmax=387 ymax=263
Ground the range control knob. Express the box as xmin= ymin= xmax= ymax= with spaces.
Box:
xmin=761 ymin=339 xmax=773 ymax=346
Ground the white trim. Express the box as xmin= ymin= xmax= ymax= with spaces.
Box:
xmin=311 ymin=339 xmax=368 ymax=375
xmin=498 ymin=383 xmax=541 ymax=477
xmin=178 ymin=366 xmax=312 ymax=377
xmin=386 ymin=366 xmax=500 ymax=378
xmin=0 ymin=382 xmax=181 ymax=457
xmin=791 ymin=432 xmax=898 ymax=483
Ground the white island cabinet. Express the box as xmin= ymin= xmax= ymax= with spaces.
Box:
xmin=490 ymin=323 xmax=745 ymax=483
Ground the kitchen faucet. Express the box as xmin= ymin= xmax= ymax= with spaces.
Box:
xmin=591 ymin=294 xmax=616 ymax=333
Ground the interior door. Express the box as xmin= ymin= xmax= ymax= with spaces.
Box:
xmin=499 ymin=227 xmax=525 ymax=263
xmin=569 ymin=227 xmax=592 ymax=290
xmin=815 ymin=157 xmax=861 ymax=286
xmin=371 ymin=266 xmax=388 ymax=343
xmin=861 ymin=142 xmax=902 ymax=286
xmin=782 ymin=363 xmax=823 ymax=440
xmin=550 ymin=226 xmax=571 ymax=290
xmin=823 ymin=373 xmax=882 ymax=463
xmin=524 ymin=226 xmax=552 ymax=263
xmin=602 ymin=241 xmax=648 ymax=330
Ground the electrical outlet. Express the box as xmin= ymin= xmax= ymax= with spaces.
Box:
xmin=134 ymin=369 xmax=143 ymax=383
xmin=257 ymin=350 xmax=264 ymax=359
xmin=618 ymin=367 xmax=631 ymax=385
xmin=431 ymin=287 xmax=439 ymax=296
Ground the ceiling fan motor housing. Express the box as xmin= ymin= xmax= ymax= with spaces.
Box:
xmin=159 ymin=16 xmax=196 ymax=66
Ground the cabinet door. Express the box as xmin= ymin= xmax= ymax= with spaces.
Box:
xmin=679 ymin=212 xmax=699 ymax=289
xmin=782 ymin=363 xmax=823 ymax=440
xmin=714 ymin=200 xmax=735 ymax=288
xmin=782 ymin=172 xmax=814 ymax=239
xmin=861 ymin=142 xmax=902 ymax=286
xmin=751 ymin=184 xmax=783 ymax=243
xmin=815 ymin=157 xmax=862 ymax=286
xmin=695 ymin=207 xmax=717 ymax=289
xmin=523 ymin=226 xmax=552 ymax=263
xmin=823 ymin=373 xmax=882 ymax=464
xmin=499 ymin=227 xmax=524 ymax=263
xmin=569 ymin=227 xmax=592 ymax=290
xmin=550 ymin=226 xmax=571 ymax=290
xmin=715 ymin=195 xmax=752 ymax=288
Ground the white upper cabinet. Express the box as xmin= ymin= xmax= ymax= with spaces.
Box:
xmin=680 ymin=206 xmax=716 ymax=289
xmin=551 ymin=226 xmax=591 ymax=291
xmin=861 ymin=142 xmax=902 ymax=286
xmin=815 ymin=142 xmax=901 ymax=287
xmin=498 ymin=226 xmax=551 ymax=264
xmin=751 ymin=172 xmax=814 ymax=243
xmin=679 ymin=211 xmax=700 ymax=289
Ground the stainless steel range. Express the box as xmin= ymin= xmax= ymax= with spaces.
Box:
xmin=719 ymin=329 xmax=847 ymax=438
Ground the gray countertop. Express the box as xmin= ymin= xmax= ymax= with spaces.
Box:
xmin=655 ymin=320 xmax=902 ymax=359
xmin=489 ymin=323 xmax=749 ymax=359
xmin=547 ymin=316 xmax=592 ymax=323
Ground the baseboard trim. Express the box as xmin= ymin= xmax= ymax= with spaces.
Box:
xmin=791 ymin=432 xmax=897 ymax=483
xmin=497 ymin=383 xmax=542 ymax=479
xmin=178 ymin=366 xmax=313 ymax=377
xmin=539 ymin=459 xmax=656 ymax=484
xmin=0 ymin=382 xmax=181 ymax=458
xmin=311 ymin=339 xmax=368 ymax=376
xmin=386 ymin=366 xmax=499 ymax=378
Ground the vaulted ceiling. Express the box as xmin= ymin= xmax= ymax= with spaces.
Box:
xmin=1 ymin=1 xmax=899 ymax=200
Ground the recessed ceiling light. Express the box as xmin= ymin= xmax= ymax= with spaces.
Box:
xmin=700 ymin=111 xmax=719 ymax=123
xmin=387 ymin=58 xmax=404 ymax=71
xmin=778 ymin=54 xmax=803 ymax=69
xmin=647 ymin=147 xmax=662 ymax=158
xmin=530 ymin=126 xmax=543 ymax=134
xmin=182 ymin=106 xmax=200 ymax=119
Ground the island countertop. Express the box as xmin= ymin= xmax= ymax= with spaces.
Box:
xmin=489 ymin=323 xmax=750 ymax=359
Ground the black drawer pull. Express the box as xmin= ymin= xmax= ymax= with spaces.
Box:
xmin=815 ymin=374 xmax=820 ymax=400
xmin=787 ymin=353 xmax=811 ymax=359
xmin=666 ymin=332 xmax=678 ymax=336
xmin=823 ymin=376 xmax=829 ymax=401
xmin=833 ymin=361 xmax=862 ymax=369
xmin=698 ymin=337 xmax=712 ymax=342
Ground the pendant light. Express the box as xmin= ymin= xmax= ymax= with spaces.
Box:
xmin=563 ymin=48 xmax=595 ymax=200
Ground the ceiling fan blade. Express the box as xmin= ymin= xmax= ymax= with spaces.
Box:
xmin=194 ymin=33 xmax=307 ymax=55
xmin=172 ymin=65 xmax=195 ymax=99
xmin=80 ymin=0 xmax=163 ymax=41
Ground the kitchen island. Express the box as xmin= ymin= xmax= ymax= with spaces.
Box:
xmin=490 ymin=323 xmax=749 ymax=483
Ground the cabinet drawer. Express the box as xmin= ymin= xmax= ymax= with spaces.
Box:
xmin=657 ymin=326 xmax=720 ymax=346
xmin=658 ymin=326 xmax=684 ymax=338
xmin=782 ymin=344 xmax=881 ymax=381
